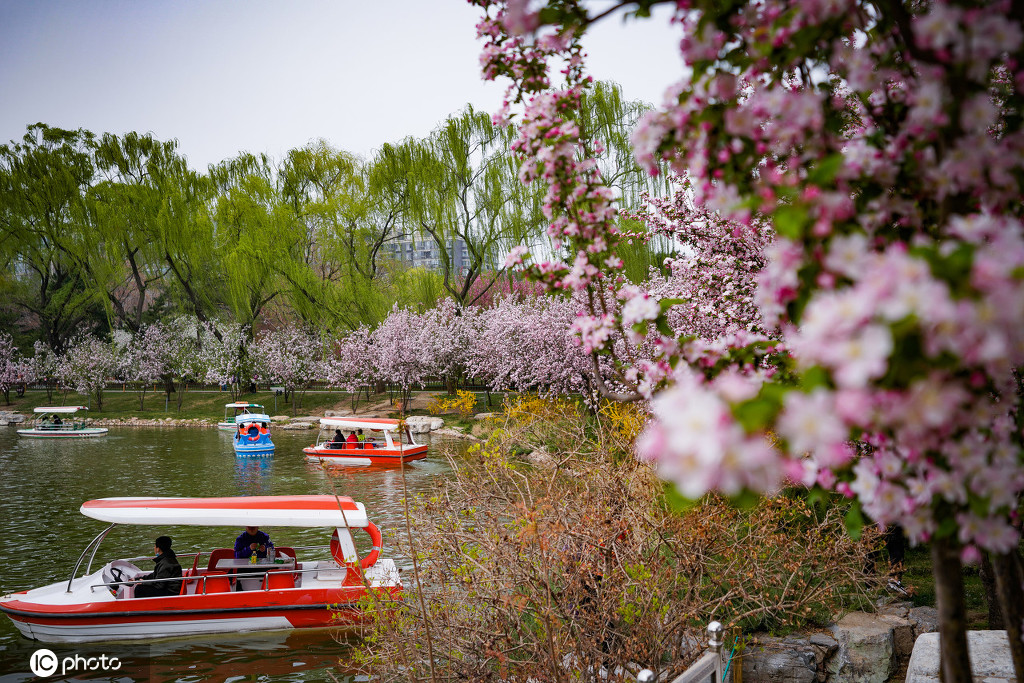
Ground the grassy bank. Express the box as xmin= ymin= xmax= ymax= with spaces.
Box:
xmin=2 ymin=387 xmax=508 ymax=423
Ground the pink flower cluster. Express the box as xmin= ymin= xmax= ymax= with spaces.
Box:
xmin=473 ymin=0 xmax=1024 ymax=556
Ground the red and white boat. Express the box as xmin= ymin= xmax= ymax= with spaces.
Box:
xmin=302 ymin=417 xmax=428 ymax=466
xmin=0 ymin=495 xmax=401 ymax=643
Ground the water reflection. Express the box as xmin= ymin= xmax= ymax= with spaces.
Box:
xmin=233 ymin=456 xmax=274 ymax=495
xmin=0 ymin=628 xmax=363 ymax=682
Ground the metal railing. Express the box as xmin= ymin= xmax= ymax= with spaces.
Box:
xmin=638 ymin=622 xmax=725 ymax=683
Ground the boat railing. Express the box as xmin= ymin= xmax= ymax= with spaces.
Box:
xmin=188 ymin=545 xmax=332 ymax=563
xmin=89 ymin=564 xmax=353 ymax=596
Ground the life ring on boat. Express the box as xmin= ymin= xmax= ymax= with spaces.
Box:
xmin=329 ymin=522 xmax=382 ymax=569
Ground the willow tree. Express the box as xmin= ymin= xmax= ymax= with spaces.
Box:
xmin=84 ymin=131 xmax=181 ymax=331
xmin=154 ymin=152 xmax=223 ymax=334
xmin=280 ymin=140 xmax=424 ymax=328
xmin=279 ymin=140 xmax=373 ymax=327
xmin=406 ymin=106 xmax=544 ymax=307
xmin=0 ymin=124 xmax=104 ymax=351
xmin=209 ymin=153 xmax=290 ymax=333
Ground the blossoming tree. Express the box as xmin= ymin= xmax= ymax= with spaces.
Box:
xmin=55 ymin=334 xmax=115 ymax=410
xmin=251 ymin=325 xmax=327 ymax=415
xmin=0 ymin=332 xmax=29 ymax=405
xmin=112 ymin=323 xmax=176 ymax=410
xmin=370 ymin=305 xmax=438 ymax=412
xmin=474 ymin=0 xmax=1024 ymax=677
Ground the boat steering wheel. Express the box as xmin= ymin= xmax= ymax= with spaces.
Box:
xmin=107 ymin=566 xmax=128 ymax=585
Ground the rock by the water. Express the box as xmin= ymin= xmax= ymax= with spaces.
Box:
xmin=0 ymin=411 xmax=26 ymax=424
xmin=741 ymin=635 xmax=823 ymax=683
xmin=280 ymin=421 xmax=316 ymax=430
xmin=270 ymin=415 xmax=291 ymax=422
xmin=405 ymin=416 xmax=443 ymax=433
xmin=828 ymin=612 xmax=895 ymax=683
xmin=906 ymin=607 xmax=939 ymax=640
xmin=906 ymin=630 xmax=1014 ymax=683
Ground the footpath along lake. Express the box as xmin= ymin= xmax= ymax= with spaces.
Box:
xmin=0 ymin=424 xmax=454 ymax=681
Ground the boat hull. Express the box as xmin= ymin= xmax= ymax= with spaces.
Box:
xmin=234 ymin=443 xmax=275 ymax=457
xmin=3 ymin=599 xmax=362 ymax=643
xmin=17 ymin=428 xmax=108 ymax=438
xmin=1 ymin=561 xmax=400 ymax=643
xmin=303 ymin=444 xmax=428 ymax=466
xmin=217 ymin=421 xmax=237 ymax=431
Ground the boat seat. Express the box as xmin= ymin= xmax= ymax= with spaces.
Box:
xmin=314 ymin=561 xmax=348 ymax=581
xmin=203 ymin=571 xmax=233 ymax=593
xmin=262 ymin=569 xmax=295 ymax=590
xmin=207 ymin=548 xmax=236 ymax=573
xmin=179 ymin=569 xmax=199 ymax=595
xmin=274 ymin=546 xmax=296 ymax=561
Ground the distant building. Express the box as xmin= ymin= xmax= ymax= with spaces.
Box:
xmin=384 ymin=236 xmax=472 ymax=275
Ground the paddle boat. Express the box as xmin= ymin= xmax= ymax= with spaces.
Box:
xmin=217 ymin=402 xmax=266 ymax=431
xmin=0 ymin=495 xmax=401 ymax=643
xmin=302 ymin=417 xmax=428 ymax=466
xmin=17 ymin=406 xmax=108 ymax=438
xmin=233 ymin=413 xmax=275 ymax=457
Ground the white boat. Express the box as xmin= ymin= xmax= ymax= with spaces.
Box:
xmin=16 ymin=406 xmax=108 ymax=438
xmin=217 ymin=402 xmax=265 ymax=431
xmin=0 ymin=495 xmax=400 ymax=643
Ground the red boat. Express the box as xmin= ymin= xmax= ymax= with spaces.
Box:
xmin=303 ymin=417 xmax=428 ymax=466
xmin=0 ymin=496 xmax=401 ymax=643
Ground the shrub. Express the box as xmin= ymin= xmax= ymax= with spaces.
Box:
xmin=354 ymin=397 xmax=879 ymax=682
xmin=427 ymin=389 xmax=478 ymax=418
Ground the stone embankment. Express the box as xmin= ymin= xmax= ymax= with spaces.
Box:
xmin=739 ymin=601 xmax=939 ymax=683
xmin=0 ymin=411 xmax=26 ymax=426
xmin=0 ymin=411 xmax=489 ymax=438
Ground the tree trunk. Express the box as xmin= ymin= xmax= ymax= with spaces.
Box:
xmin=138 ymin=386 xmax=147 ymax=411
xmin=980 ymin=552 xmax=1003 ymax=629
xmin=992 ymin=550 xmax=1024 ymax=682
xmin=177 ymin=382 xmax=187 ymax=412
xmin=95 ymin=386 xmax=104 ymax=411
xmin=932 ymin=537 xmax=972 ymax=682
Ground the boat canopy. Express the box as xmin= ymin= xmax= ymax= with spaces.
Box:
xmin=33 ymin=406 xmax=88 ymax=414
xmin=80 ymin=495 xmax=369 ymax=528
xmin=319 ymin=417 xmax=404 ymax=432
xmin=235 ymin=413 xmax=272 ymax=424
xmin=225 ymin=402 xmax=264 ymax=410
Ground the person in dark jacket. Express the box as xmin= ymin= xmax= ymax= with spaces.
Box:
xmin=134 ymin=536 xmax=182 ymax=598
xmin=234 ymin=526 xmax=273 ymax=559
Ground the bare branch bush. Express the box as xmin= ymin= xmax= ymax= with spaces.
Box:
xmin=354 ymin=396 xmax=881 ymax=682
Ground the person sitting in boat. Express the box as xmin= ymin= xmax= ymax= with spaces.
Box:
xmin=234 ymin=526 xmax=274 ymax=559
xmin=52 ymin=415 xmax=62 ymax=427
xmin=332 ymin=429 xmax=344 ymax=448
xmin=356 ymin=429 xmax=366 ymax=448
xmin=346 ymin=431 xmax=358 ymax=448
xmin=134 ymin=535 xmax=182 ymax=598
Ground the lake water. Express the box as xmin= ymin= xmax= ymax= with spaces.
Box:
xmin=0 ymin=424 xmax=453 ymax=681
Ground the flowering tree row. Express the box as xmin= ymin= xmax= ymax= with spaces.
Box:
xmin=474 ymin=0 xmax=1024 ymax=677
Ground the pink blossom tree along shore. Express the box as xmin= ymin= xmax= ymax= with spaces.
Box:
xmin=473 ymin=0 xmax=1024 ymax=678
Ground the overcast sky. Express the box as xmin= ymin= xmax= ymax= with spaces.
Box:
xmin=0 ymin=1 xmax=681 ymax=171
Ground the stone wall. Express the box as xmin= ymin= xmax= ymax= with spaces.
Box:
xmin=737 ymin=602 xmax=940 ymax=683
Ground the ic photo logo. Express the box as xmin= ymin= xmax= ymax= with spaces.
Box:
xmin=29 ymin=648 xmax=122 ymax=677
